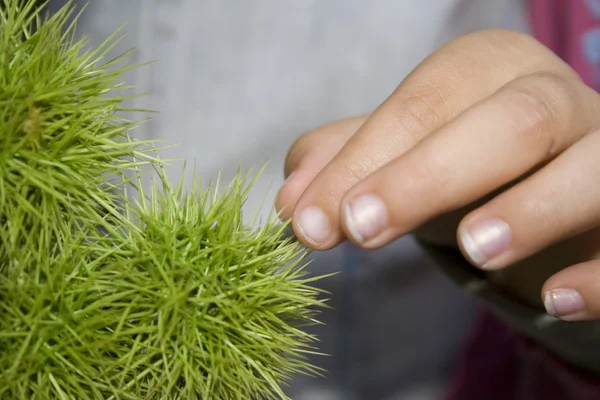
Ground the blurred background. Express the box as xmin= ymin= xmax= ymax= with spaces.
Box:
xmin=47 ymin=1 xmax=529 ymax=398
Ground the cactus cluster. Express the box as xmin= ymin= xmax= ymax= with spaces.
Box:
xmin=0 ymin=1 xmax=326 ymax=399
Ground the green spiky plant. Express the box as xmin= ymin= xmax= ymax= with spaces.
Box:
xmin=0 ymin=1 xmax=327 ymax=399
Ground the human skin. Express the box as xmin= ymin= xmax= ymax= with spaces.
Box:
xmin=276 ymin=29 xmax=600 ymax=322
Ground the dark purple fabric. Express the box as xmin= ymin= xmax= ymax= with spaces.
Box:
xmin=444 ymin=310 xmax=600 ymax=400
xmin=443 ymin=311 xmax=519 ymax=400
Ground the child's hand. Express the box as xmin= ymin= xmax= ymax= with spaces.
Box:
xmin=276 ymin=30 xmax=600 ymax=321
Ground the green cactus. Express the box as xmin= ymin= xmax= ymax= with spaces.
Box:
xmin=0 ymin=1 xmax=327 ymax=399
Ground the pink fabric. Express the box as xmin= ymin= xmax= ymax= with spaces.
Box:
xmin=529 ymin=0 xmax=600 ymax=89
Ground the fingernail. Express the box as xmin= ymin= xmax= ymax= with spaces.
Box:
xmin=459 ymin=218 xmax=512 ymax=267
xmin=544 ymin=289 xmax=586 ymax=318
xmin=344 ymin=194 xmax=389 ymax=243
xmin=295 ymin=206 xmax=331 ymax=245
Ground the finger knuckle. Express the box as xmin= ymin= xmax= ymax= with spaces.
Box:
xmin=516 ymin=72 xmax=574 ymax=127
xmin=393 ymin=84 xmax=449 ymax=142
xmin=508 ymin=72 xmax=576 ymax=152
